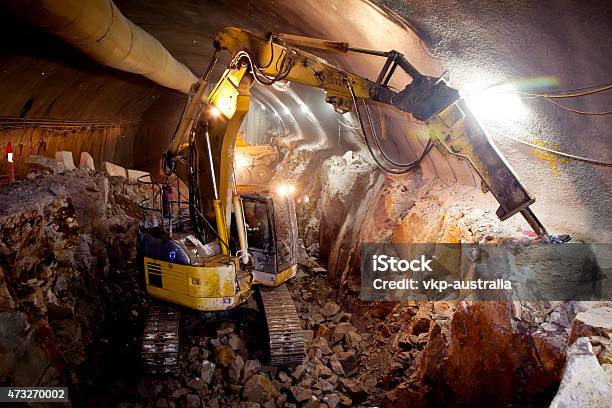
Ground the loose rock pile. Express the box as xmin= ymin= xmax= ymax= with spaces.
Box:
xmin=127 ymin=266 xmax=375 ymax=408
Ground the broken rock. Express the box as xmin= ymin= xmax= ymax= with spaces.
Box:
xmin=26 ymin=155 xmax=65 ymax=174
xmin=569 ymin=304 xmax=612 ymax=345
xmin=0 ymin=286 xmax=15 ymax=310
xmin=214 ymin=345 xmax=236 ymax=368
xmin=549 ymin=337 xmax=612 ymax=408
xmin=200 ymin=361 xmax=216 ymax=384
xmin=329 ymin=355 xmax=345 ymax=376
xmin=55 ymin=151 xmax=76 ymax=171
xmin=102 ymin=161 xmax=126 ymax=178
xmin=324 ymin=393 xmax=341 ymax=408
xmin=321 ymin=301 xmax=341 ymax=317
xmin=242 ymin=359 xmax=262 ymax=383
xmin=339 ymin=378 xmax=367 ymax=402
xmin=229 ymin=355 xmax=245 ymax=384
xmin=333 ymin=322 xmax=357 ymax=343
xmin=290 ymin=386 xmax=313 ymax=403
xmin=127 ymin=169 xmax=152 ymax=183
xmin=243 ymin=374 xmax=279 ymax=403
xmin=229 ymin=336 xmax=245 ymax=351
xmin=137 ymin=378 xmax=163 ymax=400
xmin=79 ymin=152 xmax=95 ymax=171
xmin=337 ymin=350 xmax=358 ymax=372
xmin=185 ymin=394 xmax=201 ymax=408
xmin=291 ymin=364 xmax=306 ymax=381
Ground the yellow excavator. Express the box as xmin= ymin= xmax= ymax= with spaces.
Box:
xmin=234 ymin=135 xmax=280 ymax=185
xmin=138 ymin=27 xmax=553 ymax=373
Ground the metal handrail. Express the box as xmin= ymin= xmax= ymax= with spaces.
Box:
xmin=137 ymin=175 xmax=231 ymax=256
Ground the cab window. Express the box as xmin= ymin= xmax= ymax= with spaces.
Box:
xmin=243 ymin=200 xmax=272 ymax=251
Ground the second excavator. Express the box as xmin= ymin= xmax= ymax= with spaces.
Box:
xmin=138 ymin=27 xmax=553 ymax=374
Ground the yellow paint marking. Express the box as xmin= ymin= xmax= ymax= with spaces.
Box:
xmin=530 ymin=138 xmax=567 ymax=175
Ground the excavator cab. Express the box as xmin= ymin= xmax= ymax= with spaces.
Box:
xmin=239 ymin=188 xmax=298 ymax=287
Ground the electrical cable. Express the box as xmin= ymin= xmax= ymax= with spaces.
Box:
xmin=542 ymin=97 xmax=612 ymax=116
xmin=259 ymin=35 xmax=276 ymax=70
xmin=519 ymin=83 xmax=612 ymax=98
xmin=466 ymin=82 xmax=612 ymax=115
xmin=336 ymin=114 xmax=361 ymax=130
xmin=370 ymin=102 xmax=431 ymax=167
xmin=466 ymin=81 xmax=612 ymax=98
xmin=488 ymin=127 xmax=612 ymax=167
xmin=237 ymin=40 xmax=294 ymax=88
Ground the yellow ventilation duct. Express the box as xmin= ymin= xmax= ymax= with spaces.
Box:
xmin=3 ymin=0 xmax=198 ymax=94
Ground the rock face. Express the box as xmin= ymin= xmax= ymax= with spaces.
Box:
xmin=318 ymin=152 xmax=381 ymax=283
xmin=550 ymin=337 xmax=612 ymax=408
xmin=439 ymin=302 xmax=559 ymax=407
xmin=0 ymin=170 xmax=150 ymax=397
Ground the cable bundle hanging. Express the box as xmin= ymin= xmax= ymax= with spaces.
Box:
xmin=234 ymin=35 xmax=294 ymax=87
xmin=347 ymin=81 xmax=433 ymax=174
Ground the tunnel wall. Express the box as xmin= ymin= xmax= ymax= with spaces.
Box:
xmin=0 ymin=125 xmax=136 ymax=175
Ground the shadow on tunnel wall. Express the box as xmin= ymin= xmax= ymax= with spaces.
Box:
xmin=129 ymin=92 xmax=187 ymax=178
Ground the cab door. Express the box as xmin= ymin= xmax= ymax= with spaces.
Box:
xmin=271 ymin=194 xmax=298 ymax=273
xmin=242 ymin=196 xmax=277 ymax=274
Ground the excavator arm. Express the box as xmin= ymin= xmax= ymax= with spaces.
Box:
xmin=164 ymin=26 xmax=549 ymax=246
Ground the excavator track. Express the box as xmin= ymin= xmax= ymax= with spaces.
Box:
xmin=259 ymin=284 xmax=305 ymax=366
xmin=142 ymin=303 xmax=180 ymax=375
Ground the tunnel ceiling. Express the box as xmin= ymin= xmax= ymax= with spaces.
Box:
xmin=0 ymin=0 xmax=439 ymax=122
xmin=0 ymin=0 xmax=610 ymax=240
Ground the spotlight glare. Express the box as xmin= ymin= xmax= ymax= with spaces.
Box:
xmin=465 ymin=87 xmax=525 ymax=121
xmin=209 ymin=105 xmax=221 ymax=117
xmin=235 ymin=154 xmax=250 ymax=169
xmin=277 ymin=183 xmax=296 ymax=196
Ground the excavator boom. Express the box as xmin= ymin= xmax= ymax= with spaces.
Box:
xmin=166 ymin=26 xmax=547 ymax=240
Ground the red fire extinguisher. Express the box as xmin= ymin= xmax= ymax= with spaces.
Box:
xmin=5 ymin=142 xmax=14 ymax=184
xmin=162 ymin=184 xmax=174 ymax=218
